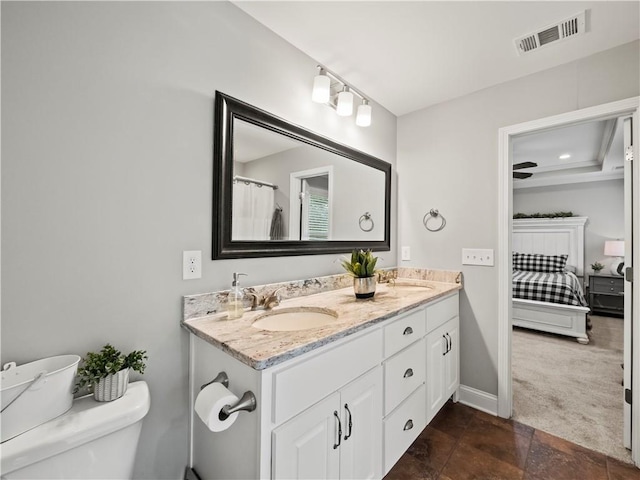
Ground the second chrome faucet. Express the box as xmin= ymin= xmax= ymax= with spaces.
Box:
xmin=248 ymin=287 xmax=285 ymax=310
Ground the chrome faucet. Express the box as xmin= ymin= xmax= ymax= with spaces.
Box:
xmin=377 ymin=270 xmax=398 ymax=284
xmin=249 ymin=287 xmax=285 ymax=310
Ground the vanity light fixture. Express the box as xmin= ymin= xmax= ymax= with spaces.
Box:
xmin=356 ymin=99 xmax=372 ymax=127
xmin=311 ymin=67 xmax=331 ymax=104
xmin=311 ymin=65 xmax=372 ymax=127
xmin=336 ymin=86 xmax=354 ymax=116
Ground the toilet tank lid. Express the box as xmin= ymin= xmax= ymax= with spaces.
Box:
xmin=1 ymin=381 xmax=150 ymax=475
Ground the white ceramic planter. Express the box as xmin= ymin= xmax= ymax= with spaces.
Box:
xmin=93 ymin=368 xmax=129 ymax=402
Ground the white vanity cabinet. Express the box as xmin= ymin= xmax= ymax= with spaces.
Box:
xmin=272 ymin=366 xmax=382 ymax=479
xmin=425 ymin=296 xmax=460 ymax=423
xmin=381 ymin=308 xmax=428 ymax=474
xmin=188 ymin=291 xmax=460 ymax=480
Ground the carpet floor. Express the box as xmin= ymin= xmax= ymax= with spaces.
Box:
xmin=512 ymin=314 xmax=632 ymax=463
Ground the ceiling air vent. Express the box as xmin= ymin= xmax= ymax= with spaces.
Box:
xmin=515 ymin=11 xmax=586 ymax=56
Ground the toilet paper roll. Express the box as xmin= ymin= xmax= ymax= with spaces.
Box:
xmin=195 ymin=382 xmax=240 ymax=432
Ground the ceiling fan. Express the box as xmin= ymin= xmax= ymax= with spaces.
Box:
xmin=513 ymin=161 xmax=537 ymax=179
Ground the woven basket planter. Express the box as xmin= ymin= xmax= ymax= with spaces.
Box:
xmin=93 ymin=368 xmax=129 ymax=402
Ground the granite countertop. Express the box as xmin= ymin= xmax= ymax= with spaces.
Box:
xmin=183 ymin=273 xmax=462 ymax=370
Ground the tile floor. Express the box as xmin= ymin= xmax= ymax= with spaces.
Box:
xmin=384 ymin=401 xmax=639 ymax=480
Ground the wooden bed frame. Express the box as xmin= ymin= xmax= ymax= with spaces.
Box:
xmin=512 ymin=217 xmax=591 ymax=344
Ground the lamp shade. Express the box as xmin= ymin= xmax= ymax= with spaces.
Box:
xmin=312 ymin=73 xmax=330 ymax=103
xmin=604 ymin=240 xmax=624 ymax=257
xmin=336 ymin=88 xmax=353 ymax=116
xmin=356 ymin=101 xmax=372 ymax=127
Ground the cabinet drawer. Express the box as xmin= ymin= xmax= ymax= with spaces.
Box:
xmin=383 ymin=384 xmax=426 ymax=475
xmin=426 ymin=294 xmax=459 ymax=333
xmin=591 ymin=276 xmax=624 ymax=294
xmin=272 ymin=328 xmax=382 ymax=425
xmin=384 ymin=341 xmax=425 ymax=415
xmin=383 ymin=308 xmax=425 ymax=358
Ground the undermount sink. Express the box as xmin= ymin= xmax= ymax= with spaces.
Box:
xmin=382 ymin=281 xmax=434 ymax=293
xmin=252 ymin=307 xmax=339 ymax=332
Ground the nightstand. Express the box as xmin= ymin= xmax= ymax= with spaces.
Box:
xmin=589 ymin=274 xmax=624 ymax=317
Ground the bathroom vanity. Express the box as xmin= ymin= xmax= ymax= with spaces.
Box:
xmin=183 ymin=270 xmax=461 ymax=479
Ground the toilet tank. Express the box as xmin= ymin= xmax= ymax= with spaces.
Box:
xmin=1 ymin=381 xmax=150 ymax=479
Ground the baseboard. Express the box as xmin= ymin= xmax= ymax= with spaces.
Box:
xmin=458 ymin=385 xmax=498 ymax=415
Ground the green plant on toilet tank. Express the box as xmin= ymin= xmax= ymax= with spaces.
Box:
xmin=341 ymin=249 xmax=379 ymax=299
xmin=76 ymin=344 xmax=147 ymax=401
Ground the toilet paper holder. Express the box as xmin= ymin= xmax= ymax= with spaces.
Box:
xmin=201 ymin=371 xmax=257 ymax=421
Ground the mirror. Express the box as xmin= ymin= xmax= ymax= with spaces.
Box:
xmin=213 ymin=92 xmax=391 ymax=259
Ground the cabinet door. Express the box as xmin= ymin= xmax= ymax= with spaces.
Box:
xmin=272 ymin=392 xmax=341 ymax=480
xmin=444 ymin=317 xmax=459 ymax=399
xmin=339 ymin=367 xmax=383 ymax=480
xmin=425 ymin=328 xmax=447 ymax=423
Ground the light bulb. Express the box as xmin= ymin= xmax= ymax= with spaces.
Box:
xmin=336 ymin=88 xmax=353 ymax=116
xmin=312 ymin=71 xmax=330 ymax=103
xmin=356 ymin=100 xmax=372 ymax=127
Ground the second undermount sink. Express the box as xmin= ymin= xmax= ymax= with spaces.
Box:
xmin=382 ymin=280 xmax=434 ymax=293
xmin=252 ymin=307 xmax=339 ymax=332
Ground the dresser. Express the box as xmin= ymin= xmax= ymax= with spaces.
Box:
xmin=589 ymin=274 xmax=624 ymax=317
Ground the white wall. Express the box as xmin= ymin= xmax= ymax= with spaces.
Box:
xmin=0 ymin=3 xmax=397 ymax=479
xmin=397 ymin=40 xmax=639 ymax=396
xmin=514 ymin=180 xmax=625 ymax=276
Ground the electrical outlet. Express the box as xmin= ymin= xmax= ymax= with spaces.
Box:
xmin=183 ymin=250 xmax=202 ymax=279
xmin=401 ymin=246 xmax=411 ymax=261
xmin=462 ymin=248 xmax=494 ymax=266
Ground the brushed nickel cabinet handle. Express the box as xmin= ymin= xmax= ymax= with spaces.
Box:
xmin=404 ymin=368 xmax=414 ymax=378
xmin=403 ymin=326 xmax=413 ymax=335
xmin=403 ymin=419 xmax=414 ymax=431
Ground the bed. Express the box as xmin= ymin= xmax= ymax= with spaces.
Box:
xmin=512 ymin=217 xmax=591 ymax=344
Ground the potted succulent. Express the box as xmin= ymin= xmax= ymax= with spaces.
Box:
xmin=76 ymin=344 xmax=147 ymax=402
xmin=591 ymin=261 xmax=605 ymax=274
xmin=341 ymin=249 xmax=379 ymax=298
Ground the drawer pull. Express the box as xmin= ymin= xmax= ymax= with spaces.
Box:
xmin=403 ymin=419 xmax=414 ymax=431
xmin=403 ymin=326 xmax=413 ymax=336
xmin=442 ymin=334 xmax=448 ymax=355
xmin=403 ymin=368 xmax=414 ymax=378
xmin=446 ymin=333 xmax=452 ymax=354
xmin=333 ymin=411 xmax=342 ymax=449
xmin=344 ymin=404 xmax=353 ymax=441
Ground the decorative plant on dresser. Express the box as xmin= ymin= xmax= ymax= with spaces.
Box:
xmin=75 ymin=344 xmax=147 ymax=401
xmin=341 ymin=249 xmax=379 ymax=298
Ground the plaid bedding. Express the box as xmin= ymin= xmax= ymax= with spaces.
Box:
xmin=512 ymin=270 xmax=588 ymax=307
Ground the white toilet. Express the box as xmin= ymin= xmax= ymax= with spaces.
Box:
xmin=1 ymin=381 xmax=150 ymax=479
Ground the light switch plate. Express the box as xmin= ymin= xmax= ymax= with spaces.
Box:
xmin=401 ymin=246 xmax=411 ymax=261
xmin=183 ymin=250 xmax=202 ymax=279
xmin=462 ymin=248 xmax=494 ymax=266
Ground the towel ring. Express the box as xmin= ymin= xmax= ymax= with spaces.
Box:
xmin=359 ymin=212 xmax=374 ymax=232
xmin=423 ymin=209 xmax=446 ymax=232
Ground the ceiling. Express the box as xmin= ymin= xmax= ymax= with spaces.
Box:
xmin=511 ymin=117 xmax=626 ymax=189
xmin=233 ymin=1 xmax=639 ymax=117
xmin=234 ymin=1 xmax=637 ymax=187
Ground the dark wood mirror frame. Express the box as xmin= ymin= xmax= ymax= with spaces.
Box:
xmin=213 ymin=91 xmax=392 ymax=260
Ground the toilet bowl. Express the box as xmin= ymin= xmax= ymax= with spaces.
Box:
xmin=0 ymin=381 xmax=150 ymax=479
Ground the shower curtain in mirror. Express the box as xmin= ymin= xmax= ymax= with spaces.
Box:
xmin=232 ymin=182 xmax=274 ymax=240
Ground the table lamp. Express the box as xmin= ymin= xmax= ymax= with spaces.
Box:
xmin=604 ymin=240 xmax=625 ymax=276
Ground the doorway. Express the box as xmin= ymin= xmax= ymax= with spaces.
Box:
xmin=288 ymin=166 xmax=334 ymax=241
xmin=496 ymin=97 xmax=640 ymax=465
